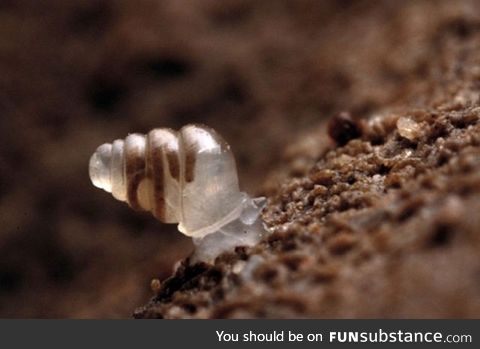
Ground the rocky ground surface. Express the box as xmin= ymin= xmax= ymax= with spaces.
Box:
xmin=1 ymin=0 xmax=480 ymax=317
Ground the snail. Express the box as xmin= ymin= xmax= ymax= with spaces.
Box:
xmin=89 ymin=124 xmax=267 ymax=262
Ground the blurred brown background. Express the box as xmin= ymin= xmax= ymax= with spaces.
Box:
xmin=1 ymin=0 xmax=478 ymax=317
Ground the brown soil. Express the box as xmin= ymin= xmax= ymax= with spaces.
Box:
xmin=1 ymin=0 xmax=480 ymax=318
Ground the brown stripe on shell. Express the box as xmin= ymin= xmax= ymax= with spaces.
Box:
xmin=125 ymin=142 xmax=146 ymax=210
xmin=166 ymin=149 xmax=180 ymax=181
xmin=184 ymin=143 xmax=197 ymax=183
xmin=149 ymin=136 xmax=167 ymax=220
xmin=144 ymin=138 xmax=153 ymax=209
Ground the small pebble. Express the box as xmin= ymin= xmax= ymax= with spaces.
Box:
xmin=328 ymin=111 xmax=363 ymax=146
xmin=396 ymin=116 xmax=422 ymax=140
xmin=150 ymin=278 xmax=162 ymax=294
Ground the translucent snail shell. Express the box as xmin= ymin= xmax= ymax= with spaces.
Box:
xmin=89 ymin=124 xmax=266 ymax=261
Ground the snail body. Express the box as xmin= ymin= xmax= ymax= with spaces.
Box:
xmin=89 ymin=124 xmax=266 ymax=261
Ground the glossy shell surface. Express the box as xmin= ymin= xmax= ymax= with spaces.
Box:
xmin=89 ymin=125 xmax=245 ymax=237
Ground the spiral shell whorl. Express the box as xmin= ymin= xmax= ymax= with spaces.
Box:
xmin=89 ymin=125 xmax=244 ymax=237
xmin=89 ymin=143 xmax=114 ymax=193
